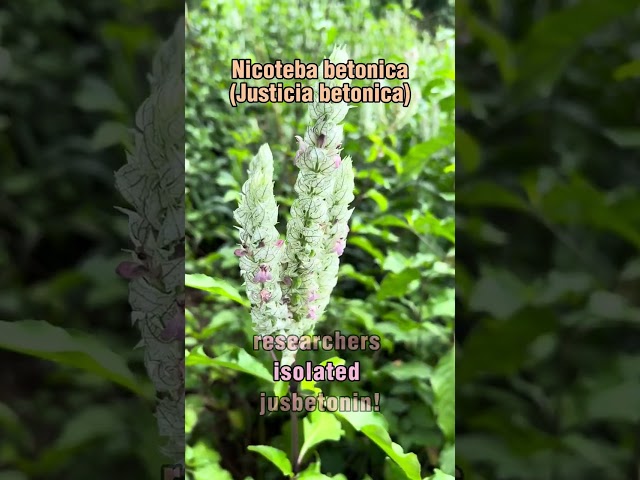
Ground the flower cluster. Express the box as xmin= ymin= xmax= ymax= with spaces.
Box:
xmin=114 ymin=17 xmax=185 ymax=465
xmin=235 ymin=46 xmax=355 ymax=364
xmin=233 ymin=144 xmax=290 ymax=336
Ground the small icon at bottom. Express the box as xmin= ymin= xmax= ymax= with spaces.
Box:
xmin=161 ymin=463 xmax=184 ymax=480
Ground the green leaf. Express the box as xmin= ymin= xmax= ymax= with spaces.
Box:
xmin=339 ymin=264 xmax=379 ymax=290
xmin=385 ymin=457 xmax=411 ymax=480
xmin=586 ymin=381 xmax=640 ymax=422
xmin=0 ymin=320 xmax=146 ymax=397
xmin=55 ymin=406 xmax=122 ymax=449
xmin=187 ymin=441 xmax=233 ymax=480
xmin=458 ymin=181 xmax=529 ymax=211
xmin=621 ymin=257 xmax=640 ymax=280
xmin=90 ymin=121 xmax=130 ymax=151
xmin=455 ymin=127 xmax=480 ymax=174
xmin=274 ymin=380 xmax=289 ymax=398
xmin=401 ymin=133 xmax=453 ymax=179
xmin=335 ymin=411 xmax=421 ymax=480
xmin=185 ymin=273 xmax=250 ymax=306
xmin=299 ymin=410 xmax=345 ymax=462
xmin=335 ymin=409 xmax=388 ymax=431
xmin=587 ymin=291 xmax=636 ymax=321
xmin=514 ymin=0 xmax=639 ymax=100
xmin=457 ymin=5 xmax=515 ymax=85
xmin=412 ymin=211 xmax=454 ymax=243
xmin=186 ymin=346 xmax=273 ymax=383
xmin=378 ymin=361 xmax=432 ymax=381
xmin=614 ymin=60 xmax=640 ymax=81
xmin=73 ymin=75 xmax=126 ymax=114
xmin=439 ymin=443 xmax=455 ymax=475
xmin=360 ymin=424 xmax=422 ymax=480
xmin=377 ymin=268 xmax=421 ymax=301
xmin=0 ymin=402 xmax=30 ymax=446
xmin=365 ymin=189 xmax=389 ymax=212
xmin=299 ymin=357 xmax=344 ymax=396
xmin=468 ymin=267 xmax=532 ymax=319
xmin=372 ymin=215 xmax=411 ymax=229
xmin=248 ymin=445 xmax=293 ymax=477
xmin=431 ymin=347 xmax=455 ymax=440
xmin=298 ymin=466 xmax=348 ymax=480
xmin=425 ymin=469 xmax=455 ymax=480
xmin=539 ymin=176 xmax=640 ymax=249
xmin=0 ymin=472 xmax=29 ymax=480
xmin=457 ymin=311 xmax=559 ymax=382
xmin=604 ymin=128 xmax=640 ymax=148
xmin=348 ymin=236 xmax=386 ymax=263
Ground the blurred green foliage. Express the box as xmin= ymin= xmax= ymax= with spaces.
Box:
xmin=185 ymin=0 xmax=454 ymax=478
xmin=457 ymin=0 xmax=640 ymax=478
xmin=0 ymin=1 xmax=180 ymax=478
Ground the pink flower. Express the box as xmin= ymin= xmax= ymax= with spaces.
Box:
xmin=234 ymin=248 xmax=246 ymax=257
xmin=333 ymin=238 xmax=346 ymax=256
xmin=275 ymin=239 xmax=284 ymax=248
xmin=308 ymin=290 xmax=319 ymax=302
xmin=254 ymin=264 xmax=272 ymax=283
xmin=259 ymin=289 xmax=271 ymax=302
xmin=160 ymin=307 xmax=185 ymax=341
xmin=294 ymin=135 xmax=307 ymax=166
xmin=332 ymin=154 xmax=341 ymax=169
xmin=116 ymin=261 xmax=147 ymax=280
xmin=283 ymin=276 xmax=292 ymax=286
xmin=307 ymin=305 xmax=317 ymax=320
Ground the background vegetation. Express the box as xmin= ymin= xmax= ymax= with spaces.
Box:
xmin=185 ymin=0 xmax=454 ymax=479
xmin=0 ymin=1 xmax=181 ymax=478
xmin=457 ymin=0 xmax=640 ymax=478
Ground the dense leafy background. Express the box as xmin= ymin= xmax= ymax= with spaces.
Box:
xmin=0 ymin=1 xmax=180 ymax=478
xmin=457 ymin=0 xmax=640 ymax=478
xmin=185 ymin=0 xmax=454 ymax=478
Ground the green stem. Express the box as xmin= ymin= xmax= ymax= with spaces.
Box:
xmin=290 ymin=371 xmax=300 ymax=474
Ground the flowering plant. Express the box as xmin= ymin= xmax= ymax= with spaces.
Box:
xmin=233 ymin=46 xmax=355 ymax=365
xmin=114 ymin=17 xmax=185 ymax=465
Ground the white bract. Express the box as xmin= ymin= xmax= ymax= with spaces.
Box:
xmin=114 ymin=17 xmax=185 ymax=465
xmin=234 ymin=46 xmax=355 ymax=365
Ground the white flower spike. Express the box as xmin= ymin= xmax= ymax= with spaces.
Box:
xmin=235 ymin=46 xmax=355 ymax=366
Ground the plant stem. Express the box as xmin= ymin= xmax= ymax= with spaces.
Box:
xmin=289 ymin=366 xmax=300 ymax=474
